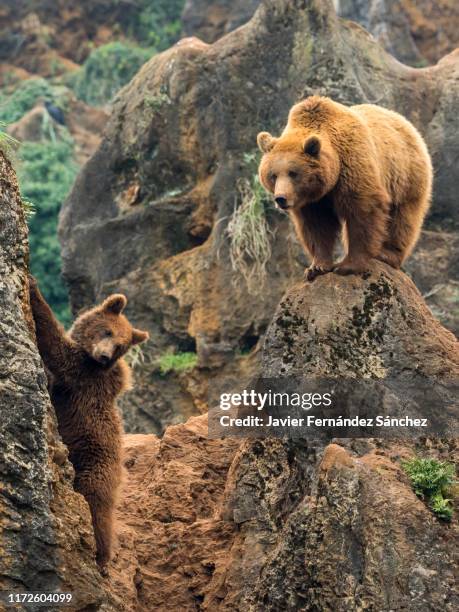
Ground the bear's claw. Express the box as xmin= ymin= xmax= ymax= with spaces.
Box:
xmin=304 ymin=264 xmax=333 ymax=282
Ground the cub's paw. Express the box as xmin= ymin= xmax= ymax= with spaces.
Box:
xmin=28 ymin=275 xmax=38 ymax=289
xmin=304 ymin=263 xmax=333 ymax=282
xmin=99 ymin=564 xmax=109 ymax=578
xmin=334 ymin=258 xmax=368 ymax=276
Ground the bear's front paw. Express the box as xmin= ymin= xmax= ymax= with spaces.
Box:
xmin=304 ymin=263 xmax=333 ymax=282
xmin=334 ymin=258 xmax=368 ymax=276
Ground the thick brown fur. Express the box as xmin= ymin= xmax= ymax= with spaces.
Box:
xmin=257 ymin=96 xmax=433 ymax=280
xmin=28 ymin=277 xmax=149 ymax=571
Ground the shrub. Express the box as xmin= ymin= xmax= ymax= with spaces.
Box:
xmin=67 ymin=42 xmax=153 ymax=106
xmin=0 ymin=78 xmax=53 ymax=124
xmin=157 ymin=352 xmax=197 ymax=375
xmin=128 ymin=0 xmax=185 ymax=50
xmin=18 ymin=131 xmax=78 ymax=325
xmin=402 ymin=457 xmax=456 ymax=521
xmin=225 ymin=152 xmax=274 ymax=294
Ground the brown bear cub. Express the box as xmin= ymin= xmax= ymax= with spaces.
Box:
xmin=28 ymin=277 xmax=149 ymax=572
xmin=257 ymin=96 xmax=432 ymax=280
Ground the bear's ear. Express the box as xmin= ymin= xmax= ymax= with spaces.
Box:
xmin=257 ymin=131 xmax=278 ymax=153
xmin=132 ymin=328 xmax=149 ymax=345
xmin=303 ymin=136 xmax=321 ymax=157
xmin=103 ymin=294 xmax=127 ymax=315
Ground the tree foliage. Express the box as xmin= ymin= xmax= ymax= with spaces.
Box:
xmin=67 ymin=42 xmax=153 ymax=106
xmin=18 ymin=132 xmax=78 ymax=325
xmin=0 ymin=78 xmax=53 ymax=124
xmin=126 ymin=0 xmax=185 ymax=50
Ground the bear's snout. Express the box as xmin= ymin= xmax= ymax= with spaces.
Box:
xmin=92 ymin=339 xmax=115 ymax=365
xmin=275 ymin=196 xmax=288 ymax=210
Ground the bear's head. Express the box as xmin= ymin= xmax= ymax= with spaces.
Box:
xmin=69 ymin=294 xmax=149 ymax=368
xmin=257 ymin=129 xmax=340 ymax=211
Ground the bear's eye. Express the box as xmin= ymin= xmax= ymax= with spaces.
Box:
xmin=269 ymin=172 xmax=277 ymax=182
xmin=288 ymin=171 xmax=298 ymax=179
xmin=104 ymin=329 xmax=113 ymax=338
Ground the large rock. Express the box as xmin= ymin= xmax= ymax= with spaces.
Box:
xmin=0 ymin=151 xmax=107 ymax=608
xmin=106 ymin=263 xmax=458 ymax=610
xmin=406 ymin=229 xmax=459 ymax=336
xmin=182 ymin=0 xmax=459 ymax=63
xmin=181 ymin=0 xmax=262 ymax=43
xmin=60 ymin=0 xmax=459 ymax=433
xmin=336 ymin=0 xmax=459 ymax=66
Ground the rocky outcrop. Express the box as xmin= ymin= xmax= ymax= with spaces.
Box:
xmin=60 ymin=0 xmax=459 ymax=433
xmin=106 ymin=420 xmax=239 ymax=610
xmin=0 ymin=0 xmax=143 ymax=79
xmin=181 ymin=0 xmax=262 ymax=43
xmin=336 ymin=0 xmax=459 ymax=66
xmin=107 ymin=263 xmax=458 ymax=610
xmin=181 ymin=0 xmax=459 ymax=64
xmin=406 ymin=229 xmax=459 ymax=336
xmin=0 ymin=151 xmax=107 ymax=608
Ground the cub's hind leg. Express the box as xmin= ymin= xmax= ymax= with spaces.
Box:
xmin=74 ymin=467 xmax=120 ymax=573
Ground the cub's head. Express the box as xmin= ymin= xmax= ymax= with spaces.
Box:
xmin=257 ymin=131 xmax=340 ymax=211
xmin=70 ymin=294 xmax=149 ymax=368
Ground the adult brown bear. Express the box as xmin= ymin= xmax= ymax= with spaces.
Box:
xmin=257 ymin=96 xmax=432 ymax=280
xmin=29 ymin=277 xmax=148 ymax=572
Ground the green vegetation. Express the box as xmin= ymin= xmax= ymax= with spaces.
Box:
xmin=226 ymin=152 xmax=273 ymax=294
xmin=18 ymin=131 xmax=78 ymax=325
xmin=145 ymin=92 xmax=171 ymax=112
xmin=402 ymin=457 xmax=456 ymax=521
xmin=127 ymin=0 xmax=185 ymax=50
xmin=0 ymin=78 xmax=62 ymax=124
xmin=0 ymin=123 xmax=19 ymax=161
xmin=67 ymin=42 xmax=153 ymax=106
xmin=157 ymin=352 xmax=198 ymax=375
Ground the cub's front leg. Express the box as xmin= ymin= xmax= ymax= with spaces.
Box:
xmin=28 ymin=275 xmax=77 ymax=379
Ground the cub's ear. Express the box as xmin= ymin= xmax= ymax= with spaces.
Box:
xmin=103 ymin=294 xmax=127 ymax=315
xmin=303 ymin=136 xmax=321 ymax=157
xmin=257 ymin=131 xmax=278 ymax=153
xmin=132 ymin=328 xmax=149 ymax=345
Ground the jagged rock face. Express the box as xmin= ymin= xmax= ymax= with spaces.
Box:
xmin=60 ymin=0 xmax=459 ymax=433
xmin=0 ymin=0 xmax=141 ymax=77
xmin=263 ymin=261 xmax=459 ymax=379
xmin=181 ymin=0 xmax=262 ymax=43
xmin=108 ymin=264 xmax=458 ymax=610
xmin=0 ymin=152 xmax=106 ymax=608
xmin=182 ymin=0 xmax=459 ymax=64
xmin=107 ymin=422 xmax=240 ymax=610
xmin=405 ymin=230 xmax=459 ymax=336
xmin=336 ymin=0 xmax=459 ymax=66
